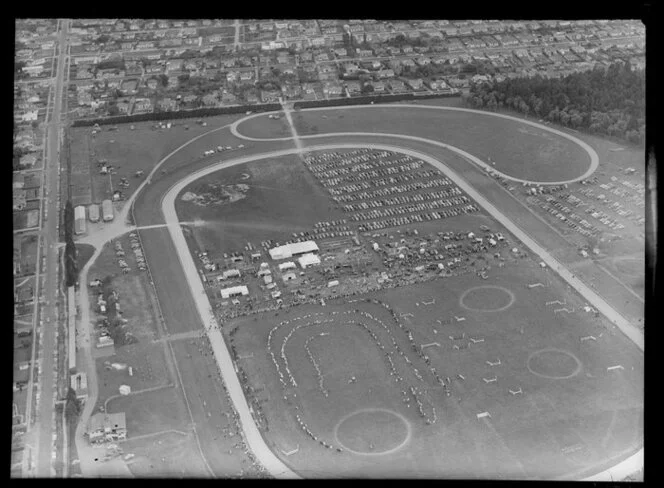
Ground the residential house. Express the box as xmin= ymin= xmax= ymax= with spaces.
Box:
xmin=334 ymin=47 xmax=348 ymax=57
xmin=281 ymin=84 xmax=302 ymax=99
xmin=157 ymin=97 xmax=177 ymax=111
xmin=344 ymin=63 xmax=360 ymax=75
xmin=322 ymin=81 xmax=343 ymax=97
xmin=116 ymin=100 xmax=131 ymax=114
xmin=239 ymin=71 xmax=254 ymax=83
xmin=166 ymin=59 xmax=183 ymax=73
xmin=402 ymin=45 xmax=414 ymax=54
xmin=13 ymin=189 xmax=27 ymax=211
xmin=375 ymin=69 xmax=395 ymax=79
xmin=357 ymin=49 xmax=374 ymax=57
xmin=132 ymin=98 xmax=152 ymax=114
xmin=261 ymin=90 xmax=281 ymax=103
xmin=201 ymin=93 xmax=219 ymax=107
xmin=121 ymin=79 xmax=138 ymax=95
xmin=415 ymin=57 xmax=432 ymax=66
xmin=220 ymin=91 xmax=239 ymax=105
xmin=345 ymin=80 xmax=361 ymax=94
xmin=426 ymin=79 xmax=451 ymax=91
xmin=406 ymin=78 xmax=424 ymax=90
xmin=371 ymin=81 xmax=386 ymax=92
xmin=245 ymin=92 xmax=260 ymax=104
xmin=388 ymin=79 xmax=406 ymax=92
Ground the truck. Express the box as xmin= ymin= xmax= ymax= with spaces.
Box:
xmin=102 ymin=199 xmax=114 ymax=222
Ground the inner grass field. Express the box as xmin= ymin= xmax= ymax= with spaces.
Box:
xmin=227 ymin=258 xmax=643 ymax=479
xmin=235 ymin=106 xmax=591 ymax=182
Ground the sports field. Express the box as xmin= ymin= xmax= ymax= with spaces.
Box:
xmin=227 ymin=258 xmax=643 ymax=479
xmin=235 ymin=106 xmax=592 ymax=182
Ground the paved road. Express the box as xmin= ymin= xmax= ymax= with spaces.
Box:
xmin=31 ymin=18 xmax=69 ymax=478
xmin=162 ymin=170 xmax=300 ymax=479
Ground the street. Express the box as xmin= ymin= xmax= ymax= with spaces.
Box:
xmin=24 ymin=18 xmax=70 ymax=478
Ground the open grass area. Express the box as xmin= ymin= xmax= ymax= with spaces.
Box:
xmin=69 ymin=114 xmax=243 ymax=207
xmin=236 ymin=106 xmax=591 ymax=182
xmin=75 ymin=243 xmax=95 ymax=271
xmin=123 ymin=431 xmax=210 ymax=478
xmin=175 ymin=154 xmax=346 ymax=253
xmin=226 ymin=256 xmax=642 ymax=479
xmin=106 ymin=386 xmax=189 ymax=438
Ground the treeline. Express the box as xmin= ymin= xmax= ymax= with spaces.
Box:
xmin=72 ymin=103 xmax=282 ymax=127
xmin=293 ymin=91 xmax=460 ymax=109
xmin=63 ymin=200 xmax=78 ymax=287
xmin=465 ymin=61 xmax=645 ymax=145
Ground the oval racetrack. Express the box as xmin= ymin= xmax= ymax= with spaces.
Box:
xmin=128 ymin=103 xmax=641 ymax=481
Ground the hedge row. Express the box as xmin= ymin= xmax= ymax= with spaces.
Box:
xmin=71 ymin=103 xmax=282 ymax=127
xmin=70 ymin=92 xmax=461 ymax=127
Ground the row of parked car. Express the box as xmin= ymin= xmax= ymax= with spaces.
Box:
xmin=358 ymin=203 xmax=480 ymax=232
xmin=327 ymin=170 xmax=441 ymax=196
xmin=349 ymin=196 xmax=472 ymax=222
xmin=307 ymin=154 xmax=415 ymax=179
xmin=333 ymin=177 xmax=453 ymax=203
xmin=321 ymin=161 xmax=425 ymax=188
xmin=342 ymin=187 xmax=463 ymax=212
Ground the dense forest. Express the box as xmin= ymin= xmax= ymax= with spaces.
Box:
xmin=465 ymin=61 xmax=645 ymax=145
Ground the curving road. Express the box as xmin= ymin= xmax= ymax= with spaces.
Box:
xmin=230 ymin=104 xmax=600 ymax=186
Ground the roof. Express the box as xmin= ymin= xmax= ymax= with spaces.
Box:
xmin=219 ymin=285 xmax=249 ymax=297
xmin=298 ymin=253 xmax=321 ymax=268
xmin=269 ymin=241 xmax=319 ymax=260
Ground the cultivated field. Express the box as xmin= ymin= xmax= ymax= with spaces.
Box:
xmin=227 ymin=257 xmax=643 ymax=479
xmin=235 ymin=106 xmax=592 ymax=182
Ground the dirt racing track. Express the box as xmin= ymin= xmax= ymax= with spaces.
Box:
xmin=125 ymin=104 xmax=641 ymax=480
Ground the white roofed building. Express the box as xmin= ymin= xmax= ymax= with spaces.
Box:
xmin=278 ymin=261 xmax=297 ymax=272
xmin=220 ymin=285 xmax=249 ymax=299
xmin=269 ymin=241 xmax=319 ymax=260
xmin=298 ymin=253 xmax=321 ymax=269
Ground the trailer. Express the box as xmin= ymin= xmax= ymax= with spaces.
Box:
xmin=102 ymin=199 xmax=114 ymax=222
xmin=88 ymin=203 xmax=100 ymax=223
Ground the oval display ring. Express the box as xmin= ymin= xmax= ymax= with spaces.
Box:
xmin=334 ymin=408 xmax=412 ymax=456
xmin=459 ymin=285 xmax=516 ymax=312
xmin=527 ymin=348 xmax=583 ymax=379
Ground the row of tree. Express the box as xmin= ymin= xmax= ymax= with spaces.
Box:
xmin=64 ymin=200 xmax=78 ymax=287
xmin=465 ymin=61 xmax=645 ymax=145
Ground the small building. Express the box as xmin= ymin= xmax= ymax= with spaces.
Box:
xmin=88 ymin=204 xmax=100 ymax=223
xmin=74 ymin=205 xmax=87 ymax=235
xmin=271 ymin=290 xmax=282 ymax=299
xmin=70 ymin=372 xmax=88 ymax=400
xmin=221 ymin=269 xmax=241 ymax=280
xmin=102 ymin=199 xmax=114 ymax=222
xmin=327 ymin=280 xmax=339 ymax=288
xmin=257 ymin=268 xmax=272 ymax=277
xmin=219 ymin=285 xmax=249 ymax=299
xmin=278 ymin=262 xmax=297 ymax=272
xmin=88 ymin=412 xmax=127 ymax=445
xmin=263 ymin=275 xmax=273 ymax=285
xmin=298 ymin=253 xmax=321 ymax=269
